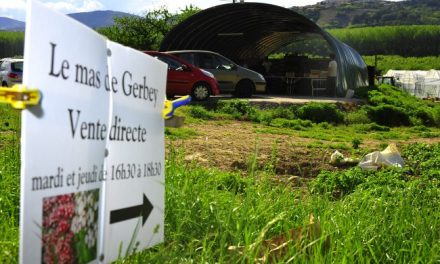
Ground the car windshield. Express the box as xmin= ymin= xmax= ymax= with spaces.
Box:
xmin=11 ymin=62 xmax=23 ymax=72
xmin=198 ymin=53 xmax=235 ymax=70
xmin=155 ymin=55 xmax=183 ymax=70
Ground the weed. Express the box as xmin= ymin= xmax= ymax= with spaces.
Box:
xmin=0 ymin=106 xmax=20 ymax=263
xmin=353 ymin=85 xmax=374 ymax=99
xmin=296 ymin=103 xmax=344 ymax=124
xmin=187 ymin=105 xmax=215 ymax=120
xmin=367 ymin=84 xmax=440 ymax=127
xmin=2 ymin=95 xmax=440 ymax=263
xmin=270 ymin=106 xmax=297 ymax=120
xmin=165 ymin=127 xmax=198 ymax=139
xmin=352 ymin=123 xmax=391 ymax=133
xmin=345 ymin=109 xmax=371 ymax=124
xmin=217 ymin=100 xmax=257 ymax=120
xmin=366 ymin=104 xmax=411 ymax=127
xmin=351 ymin=138 xmax=362 ymax=149
xmin=270 ymin=118 xmax=312 ymax=130
xmin=420 ymin=131 xmax=440 ymax=138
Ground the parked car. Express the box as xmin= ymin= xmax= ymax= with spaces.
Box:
xmin=144 ymin=51 xmax=220 ymax=101
xmin=167 ymin=50 xmax=266 ymax=98
xmin=0 ymin=58 xmax=23 ymax=87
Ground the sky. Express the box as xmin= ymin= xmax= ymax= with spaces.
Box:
xmin=0 ymin=0 xmax=405 ymax=22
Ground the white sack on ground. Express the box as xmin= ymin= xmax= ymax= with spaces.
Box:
xmin=359 ymin=143 xmax=405 ymax=170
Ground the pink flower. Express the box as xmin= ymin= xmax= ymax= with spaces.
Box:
xmin=57 ymin=220 xmax=70 ymax=234
xmin=56 ymin=237 xmax=74 ymax=264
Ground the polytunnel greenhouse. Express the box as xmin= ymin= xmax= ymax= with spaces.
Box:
xmin=160 ymin=2 xmax=368 ymax=97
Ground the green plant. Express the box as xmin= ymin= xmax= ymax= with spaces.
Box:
xmin=270 ymin=106 xmax=297 ymax=120
xmin=330 ymin=25 xmax=440 ymax=57
xmin=296 ymin=103 xmax=344 ymax=124
xmin=353 ymin=86 xmax=373 ymax=99
xmin=270 ymin=118 xmax=313 ymax=130
xmin=345 ymin=109 xmax=371 ymax=124
xmin=165 ymin=127 xmax=198 ymax=139
xmin=366 ymin=104 xmax=411 ymax=127
xmin=187 ymin=105 xmax=215 ymax=120
xmin=351 ymin=138 xmax=362 ymax=149
xmin=352 ymin=123 xmax=390 ymax=133
xmin=98 ymin=6 xmax=200 ymax=50
xmin=363 ymin=55 xmax=440 ymax=73
xmin=367 ymin=84 xmax=440 ymax=127
xmin=217 ymin=100 xmax=257 ymax=120
xmin=402 ymin=143 xmax=440 ymax=180
xmin=0 ymin=31 xmax=24 ymax=58
xmin=310 ymin=168 xmax=374 ymax=197
xmin=0 ymin=106 xmax=20 ymax=263
xmin=318 ymin=122 xmax=332 ymax=129
xmin=414 ymin=107 xmax=437 ymax=126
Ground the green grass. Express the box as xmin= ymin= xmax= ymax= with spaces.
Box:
xmin=115 ymin=143 xmax=440 ymax=263
xmin=363 ymin=55 xmax=440 ymax=73
xmin=165 ymin=126 xmax=199 ymax=140
xmin=0 ymin=106 xmax=21 ymax=263
xmin=1 ymin=100 xmax=440 ymax=263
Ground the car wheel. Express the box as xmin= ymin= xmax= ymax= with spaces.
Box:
xmin=235 ymin=80 xmax=253 ymax=98
xmin=192 ymin=83 xmax=210 ymax=101
xmin=1 ymin=81 xmax=7 ymax=87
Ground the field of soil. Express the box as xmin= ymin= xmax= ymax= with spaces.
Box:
xmin=168 ymin=119 xmax=440 ymax=182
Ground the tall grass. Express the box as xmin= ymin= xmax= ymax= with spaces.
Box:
xmin=329 ymin=25 xmax=440 ymax=57
xmin=1 ymin=102 xmax=439 ymax=263
xmin=116 ymin=142 xmax=440 ymax=263
xmin=363 ymin=55 xmax=440 ymax=73
xmin=0 ymin=105 xmax=21 ymax=263
xmin=0 ymin=32 xmax=24 ymax=58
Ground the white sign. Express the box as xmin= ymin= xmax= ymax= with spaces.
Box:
xmin=19 ymin=1 xmax=167 ymax=263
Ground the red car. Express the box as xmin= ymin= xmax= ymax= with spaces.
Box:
xmin=144 ymin=51 xmax=220 ymax=100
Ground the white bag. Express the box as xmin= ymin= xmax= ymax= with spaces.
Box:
xmin=359 ymin=143 xmax=405 ymax=170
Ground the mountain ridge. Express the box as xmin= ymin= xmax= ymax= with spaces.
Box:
xmin=0 ymin=17 xmax=25 ymax=31
xmin=291 ymin=0 xmax=440 ymax=28
xmin=0 ymin=10 xmax=133 ymax=31
xmin=2 ymin=0 xmax=440 ymax=31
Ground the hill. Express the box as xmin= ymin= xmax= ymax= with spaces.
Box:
xmin=0 ymin=10 xmax=133 ymax=31
xmin=0 ymin=17 xmax=25 ymax=31
xmin=67 ymin=10 xmax=134 ymax=29
xmin=291 ymin=0 xmax=440 ymax=28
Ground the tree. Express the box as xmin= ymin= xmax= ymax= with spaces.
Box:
xmin=98 ymin=6 xmax=200 ymax=51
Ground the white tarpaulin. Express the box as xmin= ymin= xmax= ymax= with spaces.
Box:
xmin=385 ymin=69 xmax=440 ymax=98
xmin=358 ymin=144 xmax=405 ymax=170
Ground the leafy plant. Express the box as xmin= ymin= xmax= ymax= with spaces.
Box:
xmin=402 ymin=143 xmax=440 ymax=180
xmin=187 ymin=105 xmax=215 ymax=120
xmin=351 ymin=138 xmax=362 ymax=149
xmin=345 ymin=109 xmax=371 ymax=124
xmin=270 ymin=118 xmax=313 ymax=130
xmin=98 ymin=6 xmax=200 ymax=50
xmin=296 ymin=103 xmax=344 ymax=124
xmin=310 ymin=168 xmax=374 ymax=198
xmin=363 ymin=55 xmax=440 ymax=73
xmin=366 ymin=104 xmax=411 ymax=127
xmin=366 ymin=84 xmax=440 ymax=127
xmin=217 ymin=100 xmax=257 ymax=120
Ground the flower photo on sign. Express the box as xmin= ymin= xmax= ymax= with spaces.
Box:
xmin=41 ymin=189 xmax=99 ymax=264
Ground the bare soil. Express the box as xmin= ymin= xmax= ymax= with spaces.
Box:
xmin=168 ymin=120 xmax=440 ymax=181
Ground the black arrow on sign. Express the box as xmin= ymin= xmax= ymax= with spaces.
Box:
xmin=110 ymin=194 xmax=153 ymax=226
